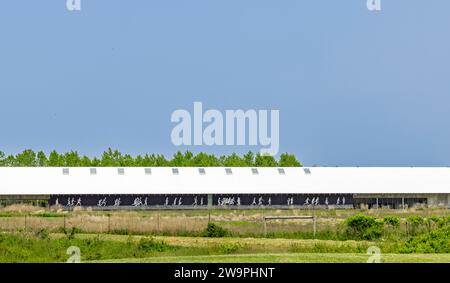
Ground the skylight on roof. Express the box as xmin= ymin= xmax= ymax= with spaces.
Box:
xmin=118 ymin=168 xmax=125 ymax=175
xmin=172 ymin=168 xmax=179 ymax=175
xmin=251 ymin=168 xmax=259 ymax=175
xmin=278 ymin=168 xmax=285 ymax=175
xmin=304 ymin=168 xmax=311 ymax=174
xmin=90 ymin=168 xmax=97 ymax=175
xmin=198 ymin=168 xmax=206 ymax=175
xmin=144 ymin=168 xmax=152 ymax=175
xmin=225 ymin=168 xmax=232 ymax=175
xmin=62 ymin=168 xmax=69 ymax=175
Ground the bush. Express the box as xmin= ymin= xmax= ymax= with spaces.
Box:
xmin=344 ymin=214 xmax=384 ymax=240
xmin=203 ymin=223 xmax=228 ymax=238
xmin=406 ymin=215 xmax=424 ymax=235
xmin=402 ymin=225 xmax=450 ymax=253
xmin=383 ymin=216 xmax=400 ymax=228
xmin=429 ymin=216 xmax=445 ymax=228
xmin=406 ymin=215 xmax=423 ymax=227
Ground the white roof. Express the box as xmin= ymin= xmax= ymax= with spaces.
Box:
xmin=0 ymin=167 xmax=449 ymax=195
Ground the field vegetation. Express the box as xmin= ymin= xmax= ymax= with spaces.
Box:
xmin=0 ymin=205 xmax=449 ymax=262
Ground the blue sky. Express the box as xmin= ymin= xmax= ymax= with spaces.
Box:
xmin=0 ymin=0 xmax=449 ymax=166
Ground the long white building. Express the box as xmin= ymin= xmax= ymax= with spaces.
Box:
xmin=0 ymin=167 xmax=449 ymax=209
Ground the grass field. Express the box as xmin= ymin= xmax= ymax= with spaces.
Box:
xmin=0 ymin=205 xmax=449 ymax=263
xmin=96 ymin=253 xmax=450 ymax=263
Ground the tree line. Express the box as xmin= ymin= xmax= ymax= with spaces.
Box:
xmin=0 ymin=149 xmax=301 ymax=167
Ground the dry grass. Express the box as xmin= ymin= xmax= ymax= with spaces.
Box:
xmin=0 ymin=204 xmax=43 ymax=212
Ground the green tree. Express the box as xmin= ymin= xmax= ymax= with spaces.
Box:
xmin=254 ymin=153 xmax=278 ymax=167
xmin=278 ymin=153 xmax=302 ymax=167
xmin=81 ymin=156 xmax=92 ymax=167
xmin=37 ymin=151 xmax=48 ymax=167
xmin=154 ymin=154 xmax=169 ymax=166
xmin=121 ymin=154 xmax=135 ymax=166
xmin=63 ymin=151 xmax=82 ymax=166
xmin=243 ymin=151 xmax=255 ymax=166
xmin=15 ymin=149 xmax=37 ymax=166
xmin=171 ymin=151 xmax=186 ymax=166
xmin=0 ymin=151 xmax=6 ymax=166
xmin=101 ymin=148 xmax=121 ymax=166
xmin=223 ymin=153 xmax=247 ymax=167
xmin=134 ymin=155 xmax=144 ymax=166
xmin=48 ymin=150 xmax=61 ymax=166
xmin=91 ymin=157 xmax=101 ymax=166
xmin=191 ymin=152 xmax=220 ymax=166
xmin=5 ymin=155 xmax=16 ymax=166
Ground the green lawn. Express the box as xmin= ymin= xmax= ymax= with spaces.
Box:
xmin=96 ymin=253 xmax=450 ymax=263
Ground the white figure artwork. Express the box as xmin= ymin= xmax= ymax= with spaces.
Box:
xmin=304 ymin=197 xmax=310 ymax=206
xmin=132 ymin=197 xmax=143 ymax=207
xmin=268 ymin=197 xmax=272 ymax=206
xmin=114 ymin=198 xmax=121 ymax=207
xmin=287 ymin=197 xmax=293 ymax=206
xmin=313 ymin=197 xmax=319 ymax=206
xmin=98 ymin=197 xmax=107 ymax=207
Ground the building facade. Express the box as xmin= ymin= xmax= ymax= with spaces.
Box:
xmin=0 ymin=167 xmax=449 ymax=209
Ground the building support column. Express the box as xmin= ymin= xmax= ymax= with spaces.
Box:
xmin=207 ymin=194 xmax=213 ymax=208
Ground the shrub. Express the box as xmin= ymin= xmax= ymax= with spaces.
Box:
xmin=406 ymin=215 xmax=424 ymax=235
xmin=344 ymin=214 xmax=384 ymax=240
xmin=383 ymin=216 xmax=400 ymax=228
xmin=401 ymin=225 xmax=450 ymax=253
xmin=429 ymin=216 xmax=445 ymax=228
xmin=406 ymin=215 xmax=423 ymax=227
xmin=203 ymin=223 xmax=228 ymax=238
